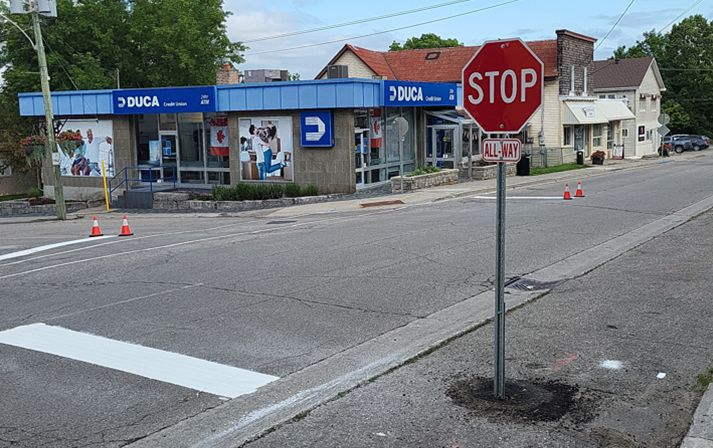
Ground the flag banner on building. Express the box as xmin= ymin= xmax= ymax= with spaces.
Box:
xmin=370 ymin=109 xmax=382 ymax=148
xmin=210 ymin=117 xmax=229 ymax=156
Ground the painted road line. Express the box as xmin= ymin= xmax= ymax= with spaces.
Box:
xmin=0 ymin=236 xmax=114 ymax=262
xmin=0 ymin=323 xmax=278 ymax=398
xmin=470 ymin=195 xmax=564 ymax=200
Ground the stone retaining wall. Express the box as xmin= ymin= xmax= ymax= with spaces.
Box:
xmin=458 ymin=162 xmax=516 ymax=180
xmin=152 ymin=192 xmax=339 ymax=212
xmin=390 ymin=169 xmax=459 ymax=193
xmin=0 ymin=200 xmax=102 ymax=216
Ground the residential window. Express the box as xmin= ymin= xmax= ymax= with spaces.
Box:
xmin=646 ymin=130 xmax=653 ymax=141
xmin=564 ymin=126 xmax=573 ymax=146
xmin=651 ymin=99 xmax=658 ymax=113
xmin=592 ymin=124 xmax=602 ymax=147
xmin=622 ymin=128 xmax=629 ymax=138
xmin=608 ymin=94 xmax=615 ymax=99
xmin=639 ymin=99 xmax=646 ymax=112
xmin=599 ymin=94 xmax=606 ymax=99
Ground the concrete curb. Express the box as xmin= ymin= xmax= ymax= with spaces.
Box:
xmin=681 ymin=386 xmax=713 ymax=448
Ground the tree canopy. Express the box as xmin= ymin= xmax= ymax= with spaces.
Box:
xmin=612 ymin=14 xmax=713 ymax=136
xmin=0 ymin=0 xmax=246 ymax=172
xmin=389 ymin=33 xmax=463 ymax=51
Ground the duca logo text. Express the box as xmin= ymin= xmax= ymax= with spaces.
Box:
xmin=117 ymin=95 xmax=160 ymax=108
xmin=389 ymin=85 xmax=424 ymax=103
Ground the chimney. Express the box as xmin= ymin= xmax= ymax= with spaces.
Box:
xmin=216 ymin=58 xmax=241 ymax=85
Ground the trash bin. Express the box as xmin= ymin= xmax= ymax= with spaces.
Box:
xmin=516 ymin=153 xmax=530 ymax=176
xmin=577 ymin=150 xmax=584 ymax=165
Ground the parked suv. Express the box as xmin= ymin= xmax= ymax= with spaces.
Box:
xmin=664 ymin=134 xmax=708 ymax=153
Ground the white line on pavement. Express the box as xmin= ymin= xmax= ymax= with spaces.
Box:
xmin=470 ymin=195 xmax=564 ymax=200
xmin=0 ymin=323 xmax=278 ymax=398
xmin=0 ymin=236 xmax=114 ymax=261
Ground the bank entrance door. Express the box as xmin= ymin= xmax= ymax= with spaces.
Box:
xmin=355 ymin=128 xmax=370 ymax=186
xmin=159 ymin=132 xmax=177 ymax=181
xmin=426 ymin=125 xmax=459 ymax=169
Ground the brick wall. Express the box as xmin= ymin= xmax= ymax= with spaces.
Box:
xmin=216 ymin=68 xmax=240 ymax=85
xmin=557 ymin=30 xmax=595 ymax=97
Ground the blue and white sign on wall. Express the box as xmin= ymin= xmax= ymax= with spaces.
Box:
xmin=300 ymin=110 xmax=334 ymax=147
xmin=383 ymin=81 xmax=457 ymax=107
xmin=113 ymin=86 xmax=216 ymax=115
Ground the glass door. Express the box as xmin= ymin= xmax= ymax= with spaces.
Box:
xmin=355 ymin=128 xmax=370 ymax=187
xmin=160 ymin=133 xmax=177 ymax=182
xmin=426 ymin=125 xmax=459 ymax=168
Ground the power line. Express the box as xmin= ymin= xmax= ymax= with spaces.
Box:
xmin=245 ymin=0 xmax=521 ymax=56
xmin=661 ymin=0 xmax=704 ymax=31
xmin=594 ymin=0 xmax=635 ymax=51
xmin=243 ymin=0 xmax=478 ymax=43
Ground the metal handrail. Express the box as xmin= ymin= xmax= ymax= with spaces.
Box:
xmin=108 ymin=165 xmax=176 ymax=199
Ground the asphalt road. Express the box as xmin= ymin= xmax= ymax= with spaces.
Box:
xmin=1 ymin=153 xmax=712 ymax=447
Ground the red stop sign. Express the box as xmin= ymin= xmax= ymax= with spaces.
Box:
xmin=462 ymin=38 xmax=543 ymax=134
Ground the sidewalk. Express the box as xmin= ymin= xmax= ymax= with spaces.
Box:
xmin=125 ymin=150 xmax=713 ymax=448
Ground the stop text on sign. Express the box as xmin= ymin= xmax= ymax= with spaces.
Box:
xmin=482 ymin=138 xmax=521 ymax=163
xmin=467 ymin=69 xmax=538 ymax=105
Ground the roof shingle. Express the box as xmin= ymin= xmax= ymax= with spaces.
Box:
xmin=592 ymin=57 xmax=653 ymax=90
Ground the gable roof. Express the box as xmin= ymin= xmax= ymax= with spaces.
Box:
xmin=316 ymin=39 xmax=559 ymax=82
xmin=592 ymin=56 xmax=665 ymax=91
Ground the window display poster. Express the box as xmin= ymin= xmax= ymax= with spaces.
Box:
xmin=149 ymin=140 xmax=160 ymax=164
xmin=59 ymin=119 xmax=114 ymax=177
xmin=210 ymin=117 xmax=229 ymax=156
xmin=238 ymin=117 xmax=293 ymax=182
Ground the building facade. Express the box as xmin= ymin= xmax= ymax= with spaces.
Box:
xmin=593 ymin=57 xmax=666 ymax=158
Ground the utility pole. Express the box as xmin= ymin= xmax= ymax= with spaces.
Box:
xmin=10 ymin=0 xmax=66 ymax=220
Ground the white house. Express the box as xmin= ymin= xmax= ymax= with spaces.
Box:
xmin=593 ymin=57 xmax=666 ymax=158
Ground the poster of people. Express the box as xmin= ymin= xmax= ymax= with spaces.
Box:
xmin=59 ymin=119 xmax=114 ymax=178
xmin=238 ymin=117 xmax=293 ymax=182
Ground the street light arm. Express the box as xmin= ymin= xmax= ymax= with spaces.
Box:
xmin=0 ymin=12 xmax=36 ymax=50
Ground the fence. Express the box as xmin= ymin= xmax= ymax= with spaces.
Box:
xmin=526 ymin=147 xmax=577 ymax=168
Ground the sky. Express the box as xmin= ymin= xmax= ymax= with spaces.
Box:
xmin=222 ymin=0 xmax=712 ymax=80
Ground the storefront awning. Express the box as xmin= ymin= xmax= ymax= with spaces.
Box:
xmin=563 ymin=99 xmax=635 ymax=125
xmin=596 ymin=99 xmax=636 ymax=121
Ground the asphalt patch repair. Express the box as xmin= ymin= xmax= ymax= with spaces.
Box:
xmin=446 ymin=377 xmax=596 ymax=424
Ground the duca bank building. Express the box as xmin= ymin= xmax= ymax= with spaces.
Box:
xmin=19 ymin=76 xmax=473 ymax=202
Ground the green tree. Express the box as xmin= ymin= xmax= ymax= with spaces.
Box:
xmin=389 ymin=33 xmax=462 ymax=51
xmin=613 ymin=15 xmax=713 ymax=136
xmin=126 ymin=0 xmax=246 ymax=87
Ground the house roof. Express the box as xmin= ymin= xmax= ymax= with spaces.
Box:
xmin=592 ymin=56 xmax=665 ymax=91
xmin=316 ymin=39 xmax=559 ymax=82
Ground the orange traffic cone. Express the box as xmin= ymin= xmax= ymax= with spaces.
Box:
xmin=563 ymin=183 xmax=572 ymax=200
xmin=575 ymin=181 xmax=585 ymax=198
xmin=89 ymin=216 xmax=103 ymax=237
xmin=118 ymin=215 xmax=133 ymax=237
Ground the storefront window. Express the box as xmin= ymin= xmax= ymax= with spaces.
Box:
xmin=178 ymin=113 xmax=204 ymax=168
xmin=563 ymin=126 xmax=573 ymax=146
xmin=159 ymin=113 xmax=177 ymax=131
xmin=385 ymin=107 xmax=415 ymax=177
xmin=592 ymin=124 xmax=602 ymax=148
xmin=136 ymin=114 xmax=159 ymax=165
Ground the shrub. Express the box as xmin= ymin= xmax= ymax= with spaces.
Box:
xmin=407 ymin=165 xmax=442 ymax=177
xmin=27 ymin=188 xmax=43 ymax=198
xmin=284 ymin=183 xmax=301 ymax=198
xmin=300 ymin=185 xmax=318 ymax=196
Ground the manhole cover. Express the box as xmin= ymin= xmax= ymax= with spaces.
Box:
xmin=506 ymin=278 xmax=566 ymax=291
